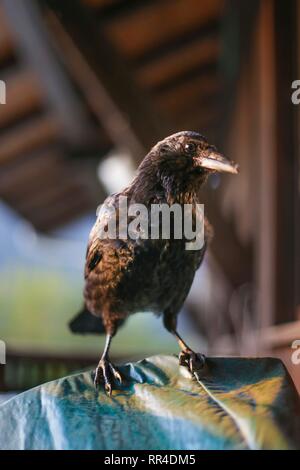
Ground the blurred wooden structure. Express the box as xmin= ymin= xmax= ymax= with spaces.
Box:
xmin=0 ymin=0 xmax=299 ymax=392
xmin=0 ymin=349 xmax=133 ymax=392
xmin=0 ymin=0 xmax=229 ymax=230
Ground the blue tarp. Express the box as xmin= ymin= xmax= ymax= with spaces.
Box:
xmin=0 ymin=355 xmax=299 ymax=450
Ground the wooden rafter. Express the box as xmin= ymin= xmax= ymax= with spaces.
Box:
xmin=0 ymin=70 xmax=43 ymax=129
xmin=0 ymin=6 xmax=14 ymax=62
xmin=104 ymin=0 xmax=223 ymax=60
xmin=30 ymin=196 xmax=94 ymax=231
xmin=0 ymin=114 xmax=60 ymax=165
xmin=3 ymin=0 xmax=95 ymax=147
xmin=157 ymin=74 xmax=220 ymax=115
xmin=45 ymin=0 xmax=171 ymax=160
xmin=0 ymin=148 xmax=62 ymax=192
xmin=137 ymin=36 xmax=220 ymax=90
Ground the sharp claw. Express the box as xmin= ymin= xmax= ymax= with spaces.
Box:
xmin=179 ymin=351 xmax=188 ymax=366
xmin=109 ymin=363 xmax=122 ymax=384
xmin=105 ymin=382 xmax=112 ymax=396
xmin=93 ymin=360 xmax=122 ymax=394
xmin=179 ymin=349 xmax=206 ymax=375
xmin=114 ymin=370 xmax=122 ymax=384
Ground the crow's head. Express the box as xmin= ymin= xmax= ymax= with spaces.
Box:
xmin=133 ymin=131 xmax=238 ymax=201
xmin=150 ymin=131 xmax=238 ymax=178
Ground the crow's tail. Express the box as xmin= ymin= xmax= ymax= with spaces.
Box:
xmin=69 ymin=307 xmax=126 ymax=335
xmin=69 ymin=307 xmax=106 ymax=335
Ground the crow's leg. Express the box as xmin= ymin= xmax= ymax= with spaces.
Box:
xmin=163 ymin=313 xmax=205 ymax=374
xmin=173 ymin=329 xmax=205 ymax=373
xmin=94 ymin=333 xmax=122 ymax=395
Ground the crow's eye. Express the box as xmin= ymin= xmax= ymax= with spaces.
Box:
xmin=184 ymin=142 xmax=197 ymax=155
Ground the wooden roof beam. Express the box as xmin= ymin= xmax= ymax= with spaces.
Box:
xmin=135 ymin=20 xmax=220 ymax=67
xmin=151 ymin=61 xmax=217 ymax=95
xmin=84 ymin=0 xmax=158 ymax=22
xmin=3 ymin=0 xmax=96 ymax=147
xmin=44 ymin=0 xmax=171 ymax=162
xmin=137 ymin=36 xmax=220 ymax=90
xmin=175 ymin=107 xmax=221 ymax=135
xmin=104 ymin=0 xmax=224 ymax=60
xmin=0 ymin=149 xmax=62 ymax=192
xmin=0 ymin=115 xmax=61 ymax=164
xmin=0 ymin=6 xmax=14 ymax=62
xmin=30 ymin=196 xmax=94 ymax=232
xmin=157 ymin=74 xmax=221 ymax=115
xmin=16 ymin=181 xmax=88 ymax=214
xmin=0 ymin=70 xmax=43 ymax=129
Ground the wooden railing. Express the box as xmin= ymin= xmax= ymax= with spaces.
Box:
xmin=0 ymin=350 xmax=133 ymax=392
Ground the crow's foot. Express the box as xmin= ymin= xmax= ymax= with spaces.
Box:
xmin=179 ymin=349 xmax=206 ymax=374
xmin=94 ymin=358 xmax=122 ymax=395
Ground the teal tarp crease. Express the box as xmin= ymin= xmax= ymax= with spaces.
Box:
xmin=0 ymin=355 xmax=299 ymax=450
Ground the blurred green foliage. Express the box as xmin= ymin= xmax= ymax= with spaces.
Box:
xmin=0 ymin=266 xmax=176 ymax=358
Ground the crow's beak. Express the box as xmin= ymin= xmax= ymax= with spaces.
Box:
xmin=200 ymin=152 xmax=239 ymax=174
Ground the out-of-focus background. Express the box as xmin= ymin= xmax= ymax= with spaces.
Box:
xmin=0 ymin=0 xmax=299 ymax=398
